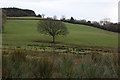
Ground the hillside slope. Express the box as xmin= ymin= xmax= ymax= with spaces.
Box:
xmin=3 ymin=20 xmax=118 ymax=48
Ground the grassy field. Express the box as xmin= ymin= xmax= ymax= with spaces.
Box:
xmin=7 ymin=17 xmax=43 ymax=19
xmin=3 ymin=20 xmax=118 ymax=48
xmin=2 ymin=19 xmax=119 ymax=78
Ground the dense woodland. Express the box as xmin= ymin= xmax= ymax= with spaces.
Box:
xmin=2 ymin=7 xmax=36 ymax=17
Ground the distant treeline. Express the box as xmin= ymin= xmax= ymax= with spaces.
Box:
xmin=2 ymin=7 xmax=36 ymax=17
xmin=60 ymin=18 xmax=119 ymax=33
xmin=2 ymin=7 xmax=119 ymax=33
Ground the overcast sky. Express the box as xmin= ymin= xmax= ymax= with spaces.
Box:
xmin=1 ymin=0 xmax=119 ymax=22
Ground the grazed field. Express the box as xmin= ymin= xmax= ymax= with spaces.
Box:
xmin=3 ymin=20 xmax=118 ymax=48
xmin=7 ymin=17 xmax=43 ymax=19
xmin=2 ymin=19 xmax=119 ymax=78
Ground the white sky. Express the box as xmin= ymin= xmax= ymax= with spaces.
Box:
xmin=0 ymin=0 xmax=119 ymax=22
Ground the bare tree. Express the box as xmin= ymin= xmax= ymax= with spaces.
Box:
xmin=53 ymin=15 xmax=57 ymax=20
xmin=60 ymin=15 xmax=66 ymax=21
xmin=100 ymin=18 xmax=111 ymax=25
xmin=41 ymin=14 xmax=45 ymax=18
xmin=80 ymin=19 xmax=86 ymax=23
xmin=37 ymin=20 xmax=68 ymax=43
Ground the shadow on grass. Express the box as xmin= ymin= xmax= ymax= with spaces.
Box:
xmin=32 ymin=40 xmax=61 ymax=44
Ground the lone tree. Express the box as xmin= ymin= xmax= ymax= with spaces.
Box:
xmin=60 ymin=15 xmax=66 ymax=21
xmin=41 ymin=14 xmax=45 ymax=18
xmin=53 ymin=15 xmax=57 ymax=20
xmin=100 ymin=18 xmax=111 ymax=25
xmin=37 ymin=19 xmax=68 ymax=43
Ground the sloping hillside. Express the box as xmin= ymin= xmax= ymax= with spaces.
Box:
xmin=3 ymin=20 xmax=118 ymax=48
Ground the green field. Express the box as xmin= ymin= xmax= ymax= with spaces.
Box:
xmin=2 ymin=19 xmax=118 ymax=78
xmin=3 ymin=20 xmax=118 ymax=48
xmin=7 ymin=17 xmax=43 ymax=19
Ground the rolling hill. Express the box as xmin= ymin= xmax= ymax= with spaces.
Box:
xmin=2 ymin=20 xmax=118 ymax=48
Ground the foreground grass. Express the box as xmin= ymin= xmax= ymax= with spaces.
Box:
xmin=3 ymin=20 xmax=118 ymax=48
xmin=2 ymin=49 xmax=118 ymax=78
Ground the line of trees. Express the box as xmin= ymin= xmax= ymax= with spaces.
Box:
xmin=3 ymin=7 xmax=119 ymax=33
xmin=37 ymin=15 xmax=119 ymax=33
xmin=60 ymin=17 xmax=119 ymax=33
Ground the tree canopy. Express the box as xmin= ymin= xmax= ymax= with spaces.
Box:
xmin=37 ymin=20 xmax=68 ymax=43
xmin=2 ymin=7 xmax=36 ymax=17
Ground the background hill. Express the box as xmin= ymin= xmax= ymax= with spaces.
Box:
xmin=2 ymin=7 xmax=36 ymax=17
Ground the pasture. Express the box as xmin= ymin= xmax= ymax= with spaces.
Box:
xmin=3 ymin=20 xmax=118 ymax=48
xmin=2 ymin=19 xmax=119 ymax=78
xmin=7 ymin=17 xmax=43 ymax=19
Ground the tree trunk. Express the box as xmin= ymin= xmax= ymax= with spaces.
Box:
xmin=52 ymin=35 xmax=55 ymax=43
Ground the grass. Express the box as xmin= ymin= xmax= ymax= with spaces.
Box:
xmin=3 ymin=20 xmax=118 ymax=48
xmin=7 ymin=17 xmax=44 ymax=19
xmin=2 ymin=49 xmax=118 ymax=78
xmin=2 ymin=20 xmax=119 ymax=78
